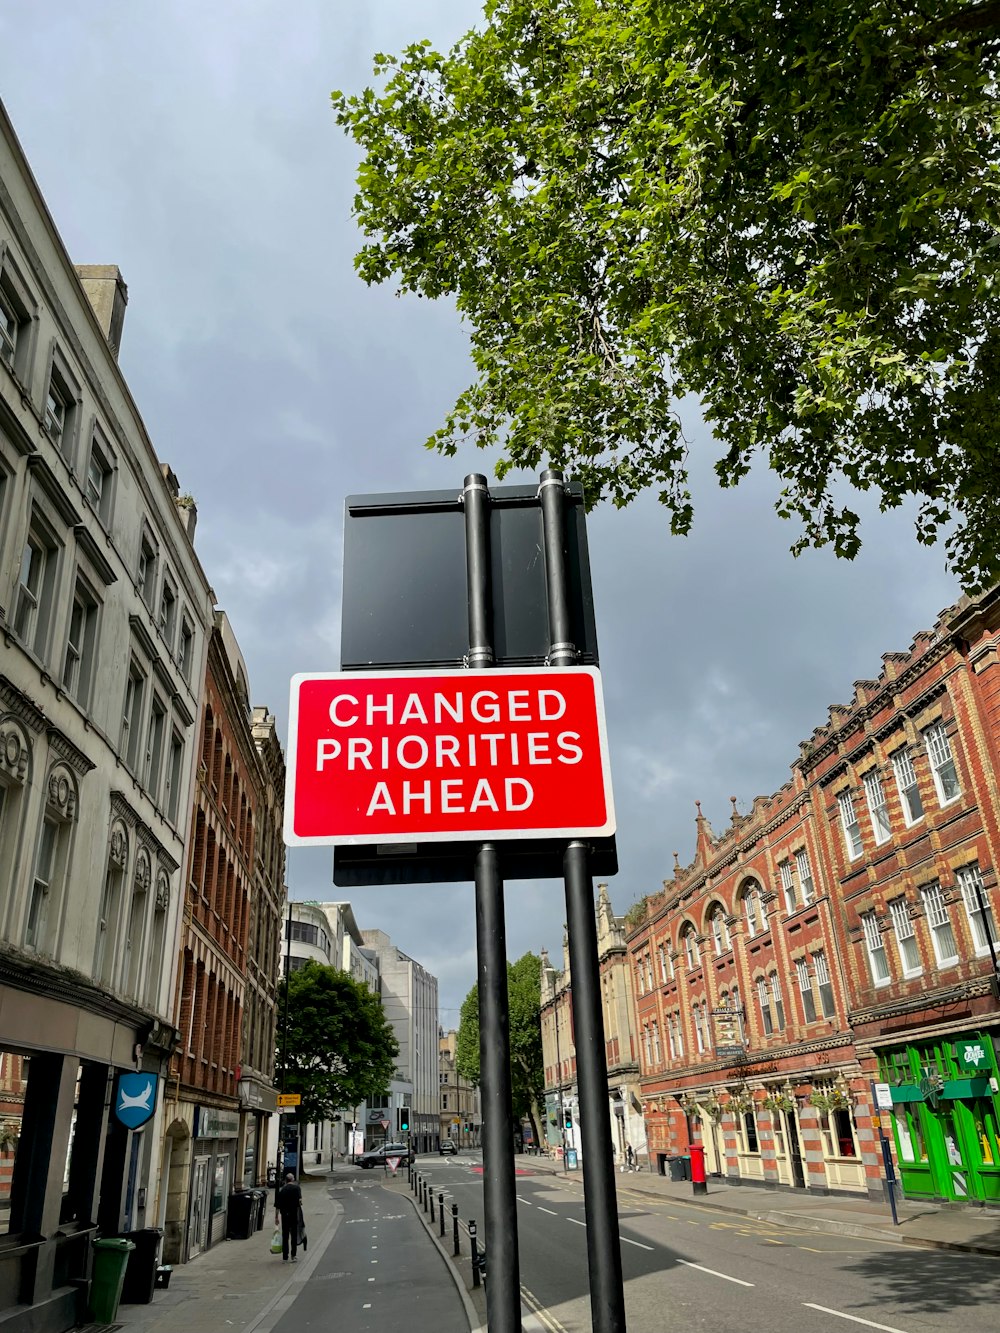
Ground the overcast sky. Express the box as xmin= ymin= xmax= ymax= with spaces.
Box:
xmin=0 ymin=2 xmax=960 ymax=1029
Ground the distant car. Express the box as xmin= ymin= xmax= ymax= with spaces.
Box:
xmin=358 ymin=1142 xmax=414 ymax=1169
xmin=439 ymin=1139 xmax=458 ymax=1155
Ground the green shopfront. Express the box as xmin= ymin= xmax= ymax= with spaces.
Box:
xmin=879 ymin=1032 xmax=1000 ymax=1203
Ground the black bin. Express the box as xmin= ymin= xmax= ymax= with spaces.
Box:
xmin=226 ymin=1190 xmax=255 ymax=1240
xmin=251 ymin=1189 xmax=268 ymax=1233
xmin=665 ymin=1155 xmax=690 ymax=1182
xmin=119 ymin=1227 xmax=163 ymax=1305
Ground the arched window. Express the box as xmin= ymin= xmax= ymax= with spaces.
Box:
xmin=710 ymin=905 xmax=730 ymax=956
xmin=683 ymin=926 xmax=700 ymax=970
xmin=742 ymin=882 xmax=767 ymax=937
xmin=25 ymin=763 xmax=78 ymax=954
xmin=95 ymin=820 xmax=129 ymax=982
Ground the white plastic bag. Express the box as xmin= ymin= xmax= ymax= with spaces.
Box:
xmin=270 ymin=1227 xmax=282 ymax=1255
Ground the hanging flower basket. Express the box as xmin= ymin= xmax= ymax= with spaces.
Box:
xmin=699 ymin=1100 xmax=724 ymax=1121
xmin=726 ymin=1095 xmax=754 ymax=1117
xmin=762 ymin=1093 xmax=795 ymax=1114
xmin=810 ymin=1088 xmax=852 ymax=1112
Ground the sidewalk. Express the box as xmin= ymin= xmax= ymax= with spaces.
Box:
xmin=101 ymin=1172 xmax=345 ymax=1333
xmin=521 ymin=1152 xmax=1000 ymax=1256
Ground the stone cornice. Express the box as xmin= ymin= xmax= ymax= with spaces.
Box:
xmin=849 ymin=976 xmax=996 ymax=1026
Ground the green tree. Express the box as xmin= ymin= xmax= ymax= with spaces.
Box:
xmin=276 ymin=961 xmax=398 ymax=1127
xmin=456 ymin=951 xmax=544 ymax=1145
xmin=333 ymin=1 xmax=1000 ymax=588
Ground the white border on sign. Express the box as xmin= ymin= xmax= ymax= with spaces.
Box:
xmin=283 ymin=665 xmax=616 ymax=848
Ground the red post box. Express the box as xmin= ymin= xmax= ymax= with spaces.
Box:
xmin=689 ymin=1144 xmax=707 ymax=1195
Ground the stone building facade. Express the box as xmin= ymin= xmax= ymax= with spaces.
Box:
xmin=438 ymin=1029 xmax=480 ymax=1150
xmin=0 ymin=99 xmax=212 ymax=1332
xmin=540 ymin=886 xmax=643 ymax=1166
xmin=626 ymin=588 xmax=1000 ymax=1205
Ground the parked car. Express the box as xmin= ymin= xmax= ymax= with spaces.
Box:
xmin=358 ymin=1141 xmax=414 ymax=1169
xmin=439 ymin=1139 xmax=458 ymax=1155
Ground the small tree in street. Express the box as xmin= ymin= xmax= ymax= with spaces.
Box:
xmin=276 ymin=961 xmax=399 ymax=1135
xmin=457 ymin=951 xmax=544 ymax=1146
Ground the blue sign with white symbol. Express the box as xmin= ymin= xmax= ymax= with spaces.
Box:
xmin=115 ymin=1072 xmax=159 ymax=1129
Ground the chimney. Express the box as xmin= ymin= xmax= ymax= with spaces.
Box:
xmin=75 ymin=265 xmax=128 ymax=359
xmin=161 ymin=464 xmax=198 ymax=543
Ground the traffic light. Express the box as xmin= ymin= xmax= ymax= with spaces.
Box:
xmin=564 ymin=1113 xmax=572 ymax=1130
xmin=398 ymin=1105 xmax=411 ymax=1134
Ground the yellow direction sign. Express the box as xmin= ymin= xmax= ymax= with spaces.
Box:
xmin=276 ymin=1093 xmax=301 ymax=1108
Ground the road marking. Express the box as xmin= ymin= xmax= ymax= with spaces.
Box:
xmin=803 ymin=1305 xmax=908 ymax=1333
xmin=521 ymin=1285 xmax=569 ymax=1333
xmin=621 ymin=1236 xmax=654 ymax=1251
xmin=677 ymin=1260 xmax=754 ymax=1287
xmin=516 ymin=1196 xmax=533 ymax=1205
xmin=537 ymin=1206 xmax=558 ymax=1215
xmin=567 ymin=1217 xmax=587 ymax=1227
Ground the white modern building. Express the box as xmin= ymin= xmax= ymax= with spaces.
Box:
xmin=0 ymin=99 xmax=213 ymax=1333
xmin=361 ymin=930 xmax=439 ymax=1155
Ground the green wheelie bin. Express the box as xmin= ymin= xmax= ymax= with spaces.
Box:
xmin=89 ymin=1237 xmax=135 ymax=1323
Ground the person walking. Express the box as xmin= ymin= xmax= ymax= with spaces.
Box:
xmin=625 ymin=1143 xmax=635 ymax=1172
xmin=275 ymin=1172 xmax=303 ymax=1262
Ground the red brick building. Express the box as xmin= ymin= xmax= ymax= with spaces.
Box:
xmin=160 ymin=612 xmax=284 ymax=1262
xmin=627 ymin=587 xmax=1000 ymax=1205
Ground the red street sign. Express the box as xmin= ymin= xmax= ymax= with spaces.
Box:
xmin=284 ymin=667 xmax=615 ymax=847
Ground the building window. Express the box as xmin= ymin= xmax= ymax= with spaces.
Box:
xmin=635 ymin=962 xmax=645 ymax=996
xmin=121 ymin=660 xmax=147 ymax=771
xmin=658 ymin=943 xmax=672 ymax=983
xmin=44 ymin=358 xmax=78 ymax=461
xmin=779 ymin=860 xmax=796 ymax=913
xmin=94 ymin=854 xmax=125 ymax=983
xmin=862 ymin=912 xmax=892 ymax=985
xmin=652 ymin=1021 xmax=662 ymax=1065
xmin=25 ymin=817 xmax=60 ymax=951
xmin=892 ymin=746 xmax=924 ymax=826
xmin=862 ymin=770 xmax=892 ymax=845
xmin=645 ymin=954 xmax=653 ymax=991
xmin=888 ymin=899 xmax=922 ymax=977
xmin=740 ymin=1111 xmax=759 ymax=1154
xmin=683 ymin=927 xmax=699 ymax=970
xmin=85 ymin=429 xmax=114 ymax=525
xmin=642 ymin=1025 xmax=652 ymax=1067
xmin=812 ymin=949 xmax=836 ymax=1018
xmin=14 ymin=520 xmax=59 ymax=657
xmin=0 ymin=257 xmax=32 ymax=379
xmin=137 ymin=529 xmax=157 ymax=607
xmin=62 ymin=576 xmax=99 ymax=705
xmin=158 ymin=576 xmax=177 ymax=648
xmin=957 ymin=864 xmax=999 ymax=956
xmin=756 ymin=977 xmax=774 ymax=1035
xmin=710 ymin=906 xmax=730 ymax=955
xmin=923 ymin=721 xmax=960 ymax=806
xmin=179 ymin=616 xmax=195 ymax=680
xmin=769 ymin=972 xmax=785 ymax=1031
xmin=743 ymin=884 xmax=766 ymax=937
xmin=921 ymin=883 xmax=959 ymax=968
xmin=164 ymin=730 xmax=184 ymax=824
xmin=820 ymin=1108 xmax=859 ymax=1159
xmin=837 ymin=790 xmax=864 ymax=860
xmin=796 ymin=959 xmax=817 ymax=1023
xmin=795 ymin=848 xmax=816 ymax=904
xmin=442 ymin=1094 xmax=448 ymax=1109
xmin=692 ymin=1002 xmax=706 ymax=1054
xmin=144 ymin=695 xmax=167 ymax=797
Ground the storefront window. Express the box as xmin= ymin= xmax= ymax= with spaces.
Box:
xmin=820 ymin=1108 xmax=858 ymax=1158
xmin=212 ymin=1155 xmax=229 ymax=1213
xmin=771 ymin=1111 xmax=785 ymax=1157
xmin=741 ymin=1112 xmax=759 ymax=1154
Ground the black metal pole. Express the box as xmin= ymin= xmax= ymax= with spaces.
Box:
xmin=554 ymin=998 xmax=568 ymax=1170
xmin=276 ymin=894 xmax=293 ymax=1204
xmin=465 ymin=474 xmax=520 ymax=1333
xmin=540 ymin=468 xmax=626 ymax=1333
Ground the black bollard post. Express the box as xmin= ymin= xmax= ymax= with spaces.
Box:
xmin=439 ymin=1193 xmax=446 ymax=1237
xmin=470 ymin=1219 xmax=480 ymax=1289
xmin=430 ymin=1189 xmax=436 ymax=1224
xmin=452 ymin=1202 xmax=460 ymax=1255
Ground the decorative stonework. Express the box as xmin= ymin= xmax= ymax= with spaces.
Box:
xmin=134 ymin=852 xmax=152 ymax=893
xmin=0 ymin=717 xmax=30 ymax=783
xmin=45 ymin=764 xmax=78 ymax=820
xmin=155 ymin=871 xmax=170 ymax=912
xmin=109 ymin=820 xmax=129 ymax=869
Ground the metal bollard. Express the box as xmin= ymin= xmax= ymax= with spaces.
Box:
xmin=422 ymin=1179 xmax=429 ymax=1212
xmin=469 ymin=1219 xmax=480 ymax=1288
xmin=412 ymin=1170 xmax=417 ymax=1196
xmin=430 ymin=1188 xmax=436 ymax=1223
xmin=452 ymin=1202 xmax=460 ymax=1255
xmin=439 ymin=1192 xmax=445 ymax=1237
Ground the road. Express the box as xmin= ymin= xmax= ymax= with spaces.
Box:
xmin=414 ymin=1153 xmax=1000 ymax=1333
